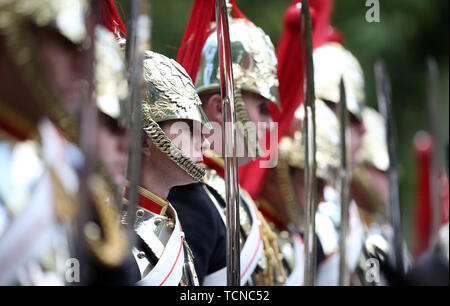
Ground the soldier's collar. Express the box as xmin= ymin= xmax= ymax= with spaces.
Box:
xmin=124 ymin=183 xmax=169 ymax=216
xmin=202 ymin=150 xmax=225 ymax=179
xmin=0 ymin=102 xmax=39 ymax=141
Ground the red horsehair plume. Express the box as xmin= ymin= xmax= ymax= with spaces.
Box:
xmin=98 ymin=0 xmax=127 ymax=43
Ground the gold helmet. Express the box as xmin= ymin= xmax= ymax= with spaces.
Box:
xmin=142 ymin=51 xmax=211 ymax=182
xmin=195 ymin=17 xmax=280 ymax=157
xmin=0 ymin=0 xmax=89 ymax=140
xmin=313 ymin=42 xmax=365 ymax=121
xmin=279 ymin=99 xmax=340 ymax=183
xmin=0 ymin=0 xmax=88 ymax=45
xmin=357 ymin=107 xmax=389 ymax=172
xmin=94 ymin=25 xmax=129 ymax=128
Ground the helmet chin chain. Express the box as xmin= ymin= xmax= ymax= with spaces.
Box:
xmin=275 ymin=158 xmax=305 ymax=231
xmin=143 ymin=117 xmax=206 ymax=182
xmin=234 ymin=88 xmax=263 ymax=160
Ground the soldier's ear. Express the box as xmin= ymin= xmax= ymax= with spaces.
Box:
xmin=142 ymin=136 xmax=152 ymax=157
xmin=202 ymin=93 xmax=222 ymax=123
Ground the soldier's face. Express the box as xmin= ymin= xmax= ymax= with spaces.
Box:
xmin=349 ymin=115 xmax=366 ymax=165
xmin=291 ymin=167 xmax=306 ymax=212
xmin=200 ymin=91 xmax=272 ymax=165
xmin=160 ymin=120 xmax=208 ymax=185
xmin=96 ymin=113 xmax=129 ymax=186
xmin=324 ymin=101 xmax=366 ymax=167
xmin=240 ymin=90 xmax=273 ymax=165
xmin=32 ymin=26 xmax=86 ymax=113
xmin=243 ymin=91 xmax=273 ymax=135
xmin=291 ymin=167 xmax=326 ymax=212
xmin=351 ymin=166 xmax=389 ymax=213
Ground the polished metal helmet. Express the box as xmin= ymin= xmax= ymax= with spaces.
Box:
xmin=279 ymin=99 xmax=340 ymax=183
xmin=313 ymin=42 xmax=365 ymax=121
xmin=141 ymin=51 xmax=211 ymax=181
xmin=196 ymin=18 xmax=280 ymax=107
xmin=0 ymin=0 xmax=88 ymax=45
xmin=0 ymin=0 xmax=89 ymax=140
xmin=94 ymin=25 xmax=129 ymax=128
xmin=195 ymin=17 xmax=280 ymax=158
xmin=357 ymin=107 xmax=389 ymax=172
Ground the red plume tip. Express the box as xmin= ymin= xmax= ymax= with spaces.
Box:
xmin=284 ymin=4 xmax=301 ymax=31
xmin=98 ymin=0 xmax=126 ymax=38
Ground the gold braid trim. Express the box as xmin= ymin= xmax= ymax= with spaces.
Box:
xmin=84 ymin=175 xmax=128 ymax=267
xmin=234 ymin=89 xmax=263 ymax=159
xmin=275 ymin=159 xmax=304 ymax=231
xmin=142 ymin=116 xmax=206 ymax=182
xmin=50 ymin=169 xmax=78 ymax=222
xmin=247 ymin=197 xmax=287 ymax=285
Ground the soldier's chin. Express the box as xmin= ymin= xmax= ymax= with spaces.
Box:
xmin=237 ymin=142 xmax=258 ymax=166
xmin=175 ymin=167 xmax=197 ymax=186
xmin=112 ymin=173 xmax=126 ymax=187
xmin=237 ymin=155 xmax=253 ymax=167
xmin=52 ymin=81 xmax=81 ymax=113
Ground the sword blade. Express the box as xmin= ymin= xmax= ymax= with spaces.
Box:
xmin=125 ymin=0 xmax=152 ymax=242
xmin=215 ymin=0 xmax=241 ymax=286
xmin=374 ymin=60 xmax=404 ymax=276
xmin=299 ymin=0 xmax=318 ymax=286
xmin=76 ymin=0 xmax=100 ymax=284
xmin=426 ymin=57 xmax=442 ymax=250
xmin=338 ymin=78 xmax=351 ymax=286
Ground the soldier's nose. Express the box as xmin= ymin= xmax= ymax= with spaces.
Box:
xmin=201 ymin=135 xmax=211 ymax=152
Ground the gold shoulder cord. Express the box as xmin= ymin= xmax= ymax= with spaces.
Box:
xmin=50 ymin=169 xmax=78 ymax=222
xmin=54 ymin=161 xmax=129 ymax=268
xmin=244 ymin=191 xmax=287 ymax=285
xmin=84 ymin=175 xmax=128 ymax=267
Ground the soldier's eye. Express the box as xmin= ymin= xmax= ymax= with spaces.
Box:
xmin=187 ymin=121 xmax=194 ymax=134
xmin=259 ymin=101 xmax=270 ymax=115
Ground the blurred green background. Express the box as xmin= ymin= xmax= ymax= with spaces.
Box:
xmin=116 ymin=0 xmax=449 ymax=247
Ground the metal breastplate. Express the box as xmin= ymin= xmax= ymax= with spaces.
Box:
xmin=122 ymin=205 xmax=199 ymax=286
xmin=439 ymin=222 xmax=449 ymax=262
xmin=354 ymin=225 xmax=391 ymax=286
xmin=274 ymin=229 xmax=296 ymax=279
xmin=203 ymin=169 xmax=253 ymax=241
xmin=203 ymin=168 xmax=288 ymax=285
xmin=0 ymin=134 xmax=74 ymax=286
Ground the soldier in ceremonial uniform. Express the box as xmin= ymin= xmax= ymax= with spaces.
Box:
xmin=95 ymin=1 xmax=130 ymax=189
xmin=121 ymin=51 xmax=211 ymax=286
xmin=0 ymin=0 xmax=134 ymax=285
xmin=87 ymin=19 xmax=141 ymax=285
xmin=259 ymin=100 xmax=343 ymax=286
xmin=0 ymin=0 xmax=93 ymax=286
xmin=313 ymin=41 xmax=367 ymax=168
xmin=312 ymin=29 xmax=410 ymax=285
xmin=307 ymin=32 xmax=375 ymax=285
xmin=169 ymin=0 xmax=289 ymax=286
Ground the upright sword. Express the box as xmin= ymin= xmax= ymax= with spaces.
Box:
xmin=426 ymin=57 xmax=443 ymax=251
xmin=215 ymin=0 xmax=241 ymax=286
xmin=338 ymin=78 xmax=351 ymax=286
xmin=299 ymin=0 xmax=318 ymax=286
xmin=374 ymin=60 xmax=405 ymax=276
xmin=125 ymin=0 xmax=152 ymax=239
